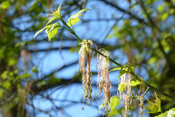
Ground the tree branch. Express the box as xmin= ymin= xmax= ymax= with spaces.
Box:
xmin=99 ymin=0 xmax=147 ymax=25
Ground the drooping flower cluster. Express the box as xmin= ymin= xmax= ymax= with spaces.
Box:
xmin=120 ymin=73 xmax=131 ymax=117
xmin=79 ymin=41 xmax=111 ymax=111
xmin=118 ymin=68 xmax=146 ymax=117
xmin=97 ymin=50 xmax=111 ymax=109
xmin=79 ymin=39 xmax=93 ymax=105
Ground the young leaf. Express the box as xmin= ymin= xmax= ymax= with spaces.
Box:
xmin=47 ymin=16 xmax=57 ymax=25
xmin=51 ymin=4 xmax=62 ymax=19
xmin=99 ymin=103 xmax=105 ymax=111
xmin=0 ymin=1 xmax=11 ymax=9
xmin=155 ymin=108 xmax=175 ymax=117
xmin=118 ymin=83 xmax=127 ymax=92
xmin=29 ymin=0 xmax=40 ymax=11
xmin=129 ymin=80 xmax=142 ymax=87
xmin=109 ymin=96 xmax=120 ymax=112
xmin=161 ymin=12 xmax=169 ymax=21
xmin=31 ymin=66 xmax=38 ymax=73
xmin=45 ymin=23 xmax=61 ymax=41
xmin=34 ymin=26 xmax=48 ymax=40
xmin=3 ymin=81 xmax=11 ymax=89
xmin=67 ymin=8 xmax=90 ymax=26
xmin=0 ymin=89 xmax=3 ymax=98
xmin=109 ymin=67 xmax=121 ymax=72
xmin=143 ymin=92 xmax=161 ymax=113
xmin=16 ymin=73 xmax=31 ymax=80
xmin=117 ymin=69 xmax=127 ymax=80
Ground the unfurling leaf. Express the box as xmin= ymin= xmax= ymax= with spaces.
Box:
xmin=34 ymin=23 xmax=60 ymax=41
xmin=51 ymin=4 xmax=62 ymax=19
xmin=109 ymin=67 xmax=121 ymax=72
xmin=67 ymin=8 xmax=90 ymax=26
xmin=143 ymin=92 xmax=161 ymax=113
xmin=129 ymin=80 xmax=142 ymax=87
xmin=47 ymin=16 xmax=57 ymax=25
xmin=46 ymin=23 xmax=60 ymax=41
xmin=109 ymin=96 xmax=120 ymax=111
xmin=118 ymin=83 xmax=127 ymax=92
xmin=34 ymin=4 xmax=62 ymax=40
xmin=34 ymin=26 xmax=48 ymax=40
xmin=156 ymin=108 xmax=175 ymax=117
xmin=117 ymin=64 xmax=138 ymax=80
xmin=99 ymin=103 xmax=105 ymax=111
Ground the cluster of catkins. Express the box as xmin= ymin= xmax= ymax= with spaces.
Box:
xmin=119 ymin=71 xmax=145 ymax=117
xmin=120 ymin=73 xmax=132 ymax=117
xmin=79 ymin=39 xmax=111 ymax=107
xmin=79 ymin=39 xmax=144 ymax=117
xmin=97 ymin=50 xmax=111 ymax=107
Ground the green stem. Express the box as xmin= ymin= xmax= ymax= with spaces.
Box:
xmin=73 ymin=33 xmax=82 ymax=42
xmin=61 ymin=26 xmax=72 ymax=33
xmin=131 ymin=72 xmax=175 ymax=100
xmin=60 ymin=18 xmax=74 ymax=34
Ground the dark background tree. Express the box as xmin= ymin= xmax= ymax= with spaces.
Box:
xmin=0 ymin=0 xmax=175 ymax=116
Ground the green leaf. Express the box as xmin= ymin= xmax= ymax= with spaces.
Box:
xmin=99 ymin=103 xmax=105 ymax=111
xmin=34 ymin=26 xmax=48 ymax=40
xmin=117 ymin=72 xmax=125 ymax=80
xmin=47 ymin=16 xmax=57 ymax=25
xmin=156 ymin=108 xmax=175 ymax=117
xmin=1 ymin=71 xmax=9 ymax=79
xmin=145 ymin=0 xmax=156 ymax=5
xmin=0 ymin=89 xmax=3 ymax=98
xmin=17 ymin=73 xmax=31 ymax=79
xmin=13 ymin=97 xmax=19 ymax=105
xmin=108 ymin=109 xmax=118 ymax=116
xmin=147 ymin=57 xmax=157 ymax=64
xmin=34 ymin=23 xmax=60 ymax=41
xmin=156 ymin=111 xmax=168 ymax=117
xmin=29 ymin=0 xmax=40 ymax=11
xmin=67 ymin=8 xmax=90 ymax=26
xmin=37 ymin=80 xmax=46 ymax=88
xmin=161 ymin=12 xmax=169 ymax=21
xmin=157 ymin=4 xmax=165 ymax=12
xmin=46 ymin=23 xmax=61 ymax=41
xmin=109 ymin=67 xmax=121 ymax=72
xmin=67 ymin=17 xmax=81 ymax=26
xmin=3 ymin=81 xmax=11 ymax=89
xmin=117 ymin=64 xmax=138 ymax=80
xmin=170 ymin=9 xmax=175 ymax=14
xmin=15 ymin=41 xmax=29 ymax=47
xmin=157 ymin=4 xmax=164 ymax=12
xmin=143 ymin=92 xmax=161 ymax=113
xmin=109 ymin=96 xmax=120 ymax=111
xmin=69 ymin=46 xmax=80 ymax=53
xmin=7 ymin=58 xmax=17 ymax=66
xmin=108 ymin=108 xmax=124 ymax=116
xmin=118 ymin=83 xmax=127 ymax=92
xmin=31 ymin=66 xmax=38 ymax=73
xmin=0 ymin=1 xmax=10 ymax=9
xmin=168 ymin=108 xmax=175 ymax=116
xmin=129 ymin=80 xmax=142 ymax=87
xmin=51 ymin=4 xmax=62 ymax=19
xmin=107 ymin=25 xmax=118 ymax=39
